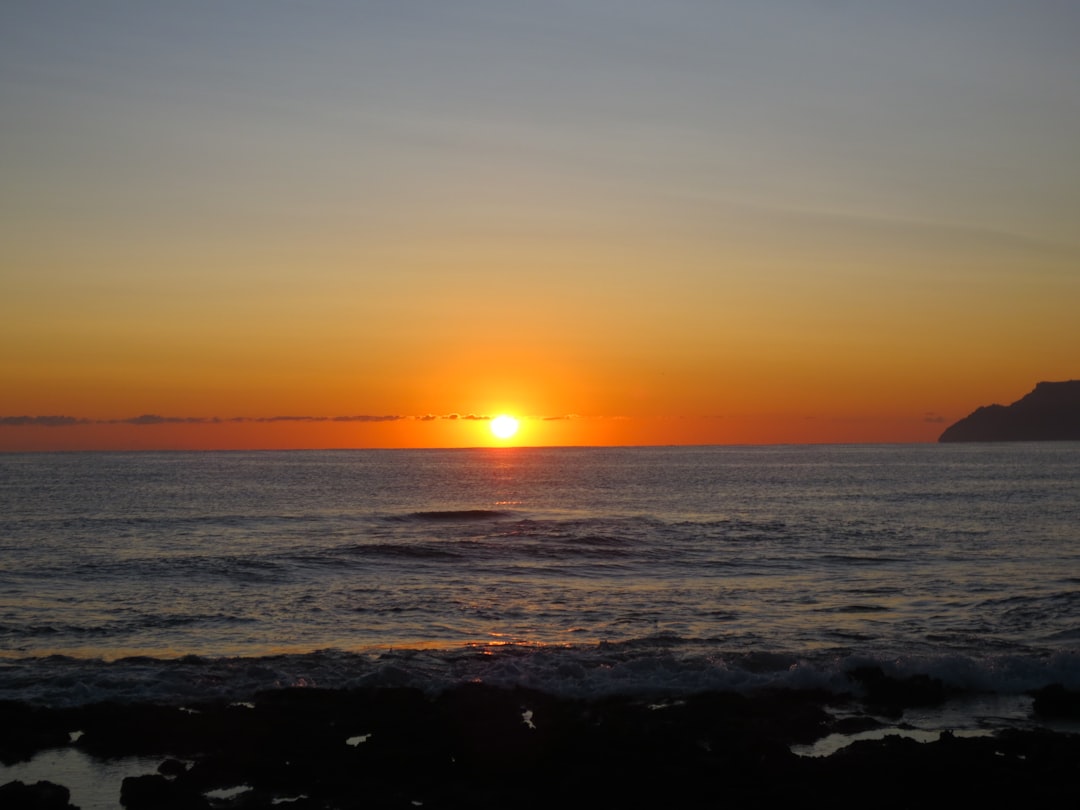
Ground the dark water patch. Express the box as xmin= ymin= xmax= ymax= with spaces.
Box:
xmin=278 ymin=551 xmax=343 ymax=567
xmin=705 ymin=611 xmax=740 ymax=621
xmin=842 ymin=585 xmax=906 ymax=596
xmin=125 ymin=555 xmax=289 ymax=584
xmin=341 ymin=543 xmax=465 ymax=561
xmin=409 ymin=509 xmax=512 ymax=521
xmin=554 ymin=532 xmax=630 ymax=547
xmin=485 ymin=540 xmax=638 ymax=562
xmin=209 ymin=557 xmax=288 ymax=583
xmin=991 ymin=592 xmax=1080 ymax=627
xmin=1 ymin=613 xmax=257 ymax=642
xmin=11 ymin=560 xmax=287 ymax=593
xmin=1043 ymin=627 xmax=1080 ymax=642
xmin=597 ymin=631 xmax=690 ymax=650
xmin=829 ymin=631 xmax=876 ymax=641
xmin=821 ymin=553 xmax=907 ymax=566
xmin=817 ymin=604 xmax=894 ymax=614
xmin=0 ymin=623 xmax=63 ymax=638
xmin=493 ymin=517 xmax=661 ymax=545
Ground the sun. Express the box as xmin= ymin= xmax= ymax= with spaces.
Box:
xmin=490 ymin=414 xmax=520 ymax=440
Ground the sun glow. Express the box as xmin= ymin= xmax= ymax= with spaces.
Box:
xmin=490 ymin=415 xmax=520 ymax=440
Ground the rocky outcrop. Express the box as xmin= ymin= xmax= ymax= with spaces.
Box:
xmin=7 ymin=686 xmax=1080 ymax=808
xmin=939 ymin=381 xmax=1080 ymax=442
xmin=0 ymin=780 xmax=76 ymax=810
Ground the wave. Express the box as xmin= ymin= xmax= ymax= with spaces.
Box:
xmin=816 ymin=604 xmax=894 ymax=614
xmin=406 ymin=509 xmax=512 ymax=521
xmin=337 ymin=542 xmax=466 ymax=561
xmin=0 ymin=612 xmax=256 ymax=642
xmin=3 ymin=639 xmax=1079 ymax=708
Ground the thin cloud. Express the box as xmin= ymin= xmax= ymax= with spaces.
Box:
xmin=231 ymin=415 xmax=405 ymax=424
xmin=331 ymin=415 xmax=405 ymax=423
xmin=425 ymin=413 xmax=492 ymax=421
xmin=1 ymin=413 xmax=455 ymax=427
xmin=110 ymin=414 xmax=216 ymax=425
xmin=0 ymin=415 xmax=87 ymax=427
xmin=253 ymin=416 xmax=322 ymax=423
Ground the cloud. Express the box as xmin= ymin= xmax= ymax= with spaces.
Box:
xmin=1 ymin=413 xmax=455 ymax=427
xmin=111 ymin=414 xmax=216 ymax=425
xmin=254 ymin=416 xmax=322 ymax=423
xmin=0 ymin=415 xmax=86 ymax=427
xmin=331 ymin=415 xmax=405 ymax=423
xmin=923 ymin=412 xmax=947 ymax=423
xmin=543 ymin=414 xmax=580 ymax=421
xmin=0 ymin=413 xmax=450 ymax=429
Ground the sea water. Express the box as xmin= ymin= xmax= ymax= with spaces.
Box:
xmin=1 ymin=444 xmax=1079 ymax=706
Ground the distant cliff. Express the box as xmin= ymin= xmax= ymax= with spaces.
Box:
xmin=939 ymin=381 xmax=1080 ymax=442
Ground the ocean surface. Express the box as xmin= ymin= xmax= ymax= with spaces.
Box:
xmin=2 ymin=444 xmax=1079 ymax=707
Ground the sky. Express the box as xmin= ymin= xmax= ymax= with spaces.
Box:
xmin=2 ymin=0 xmax=1078 ymax=450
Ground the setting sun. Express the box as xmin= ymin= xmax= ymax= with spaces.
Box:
xmin=490 ymin=415 xmax=520 ymax=440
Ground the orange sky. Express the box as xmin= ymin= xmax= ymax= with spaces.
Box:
xmin=3 ymin=3 xmax=1078 ymax=450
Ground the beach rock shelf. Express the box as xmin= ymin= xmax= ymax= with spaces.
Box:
xmin=3 ymin=684 xmax=1080 ymax=808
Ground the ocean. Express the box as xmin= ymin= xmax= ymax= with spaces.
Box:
xmin=3 ymin=444 xmax=1078 ymax=707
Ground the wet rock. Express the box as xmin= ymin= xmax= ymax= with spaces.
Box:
xmin=7 ymin=687 xmax=1080 ymax=807
xmin=0 ymin=702 xmax=72 ymax=765
xmin=120 ymin=773 xmax=209 ymax=809
xmin=0 ymin=780 xmax=77 ymax=810
xmin=848 ymin=666 xmax=949 ymax=713
xmin=1031 ymin=684 xmax=1080 ymax=719
xmin=158 ymin=758 xmax=189 ymax=777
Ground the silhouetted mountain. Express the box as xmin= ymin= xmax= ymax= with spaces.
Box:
xmin=939 ymin=381 xmax=1080 ymax=442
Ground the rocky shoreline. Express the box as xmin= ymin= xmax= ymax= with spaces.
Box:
xmin=3 ymin=674 xmax=1080 ymax=808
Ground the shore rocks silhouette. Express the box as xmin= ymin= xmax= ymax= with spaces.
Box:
xmin=5 ymin=685 xmax=1080 ymax=808
xmin=939 ymin=380 xmax=1080 ymax=442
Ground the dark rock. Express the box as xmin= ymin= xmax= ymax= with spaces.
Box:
xmin=120 ymin=773 xmax=209 ymax=809
xmin=158 ymin=758 xmax=189 ymax=777
xmin=847 ymin=666 xmax=949 ymax=713
xmin=939 ymin=380 xmax=1080 ymax=442
xmin=7 ymin=687 xmax=1080 ymax=807
xmin=0 ymin=702 xmax=74 ymax=765
xmin=0 ymin=780 xmax=77 ymax=810
xmin=820 ymin=729 xmax=1080 ymax=805
xmin=1031 ymin=684 xmax=1080 ymax=719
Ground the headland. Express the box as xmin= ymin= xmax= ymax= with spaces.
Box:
xmin=939 ymin=380 xmax=1080 ymax=442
